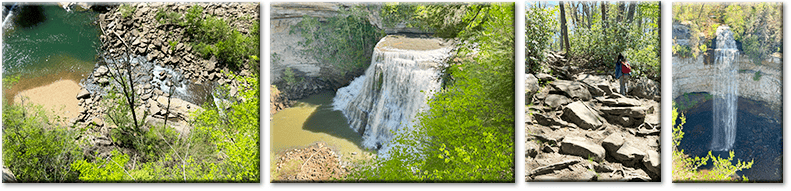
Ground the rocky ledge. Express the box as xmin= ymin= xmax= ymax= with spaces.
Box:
xmin=525 ymin=52 xmax=661 ymax=182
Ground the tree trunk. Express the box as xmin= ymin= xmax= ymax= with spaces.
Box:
xmin=626 ymin=2 xmax=637 ymax=23
xmin=617 ymin=1 xmax=626 ymax=21
xmin=601 ymin=1 xmax=607 ymax=29
xmin=582 ymin=2 xmax=591 ymax=28
xmin=560 ymin=2 xmax=570 ymax=54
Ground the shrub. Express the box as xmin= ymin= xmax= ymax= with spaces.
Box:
xmin=525 ymin=3 xmax=557 ymax=73
xmin=156 ymin=5 xmax=259 ymax=71
xmin=291 ymin=6 xmax=383 ymax=77
xmin=2 ymin=102 xmax=83 ymax=182
xmin=119 ymin=4 xmax=136 ymax=19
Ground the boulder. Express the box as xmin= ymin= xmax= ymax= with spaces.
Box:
xmin=205 ymin=56 xmax=217 ymax=71
xmin=600 ymin=106 xmax=647 ymax=127
xmin=77 ymin=88 xmax=91 ymax=99
xmin=550 ymin=80 xmax=591 ymax=101
xmin=560 ymin=136 xmax=606 ymax=161
xmin=612 ymin=143 xmax=646 ymax=166
xmin=94 ymin=65 xmax=109 ymax=77
xmin=528 ymin=159 xmax=581 ymax=177
xmin=601 ymin=133 xmax=625 ymax=153
xmin=643 ymin=150 xmax=660 ymax=175
xmin=544 ymin=94 xmax=572 ymax=108
xmin=2 ymin=166 xmax=17 ymax=183
xmin=526 ymin=74 xmax=540 ymax=104
xmin=535 ymin=73 xmax=556 ymax=82
xmin=97 ymin=78 xmax=110 ymax=84
xmin=628 ymin=76 xmax=660 ymax=101
xmin=561 ymin=101 xmax=603 ymax=130
xmin=525 ymin=141 xmax=539 ymax=158
xmin=600 ymin=97 xmax=642 ymax=107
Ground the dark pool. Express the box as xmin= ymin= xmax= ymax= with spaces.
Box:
xmin=676 ymin=93 xmax=782 ymax=182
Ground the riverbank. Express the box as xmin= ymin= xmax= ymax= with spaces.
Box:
xmin=13 ymin=79 xmax=81 ymax=122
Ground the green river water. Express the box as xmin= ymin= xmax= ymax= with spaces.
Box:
xmin=2 ymin=5 xmax=99 ymax=101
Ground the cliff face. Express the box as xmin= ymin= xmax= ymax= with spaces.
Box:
xmin=672 ymin=54 xmax=782 ymax=111
xmin=672 ymin=22 xmax=782 ymax=112
xmin=270 ymin=3 xmax=430 ymax=100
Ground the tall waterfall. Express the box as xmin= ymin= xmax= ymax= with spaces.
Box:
xmin=2 ymin=3 xmax=19 ymax=29
xmin=333 ymin=35 xmax=452 ymax=150
xmin=711 ymin=26 xmax=738 ymax=151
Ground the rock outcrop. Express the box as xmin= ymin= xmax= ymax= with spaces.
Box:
xmin=526 ymin=51 xmax=660 ymax=182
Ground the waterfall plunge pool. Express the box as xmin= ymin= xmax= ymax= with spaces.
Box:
xmin=675 ymin=92 xmax=782 ymax=182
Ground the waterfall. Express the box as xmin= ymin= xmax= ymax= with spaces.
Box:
xmin=333 ymin=35 xmax=452 ymax=151
xmin=711 ymin=26 xmax=738 ymax=151
xmin=2 ymin=3 xmax=19 ymax=29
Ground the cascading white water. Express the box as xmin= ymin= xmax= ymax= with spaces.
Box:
xmin=333 ymin=35 xmax=452 ymax=151
xmin=711 ymin=26 xmax=738 ymax=151
xmin=2 ymin=3 xmax=19 ymax=29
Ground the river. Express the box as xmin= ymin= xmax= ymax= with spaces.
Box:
xmin=2 ymin=4 xmax=99 ymax=102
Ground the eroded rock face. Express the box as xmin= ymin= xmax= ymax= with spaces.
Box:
xmin=672 ymin=42 xmax=782 ymax=112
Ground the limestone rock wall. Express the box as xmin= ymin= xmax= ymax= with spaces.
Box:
xmin=270 ymin=2 xmax=429 ymax=91
xmin=672 ymin=54 xmax=782 ymax=111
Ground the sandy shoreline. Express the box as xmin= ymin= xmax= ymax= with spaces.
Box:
xmin=13 ymin=79 xmax=82 ymax=122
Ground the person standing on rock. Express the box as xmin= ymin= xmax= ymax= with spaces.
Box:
xmin=614 ymin=53 xmax=632 ymax=95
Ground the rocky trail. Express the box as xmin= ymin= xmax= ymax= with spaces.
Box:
xmin=525 ymin=52 xmax=661 ymax=181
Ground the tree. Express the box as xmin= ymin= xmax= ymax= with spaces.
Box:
xmin=98 ymin=19 xmax=151 ymax=153
xmin=559 ymin=2 xmax=570 ymax=54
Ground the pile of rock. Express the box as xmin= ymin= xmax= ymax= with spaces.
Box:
xmin=273 ymin=142 xmax=347 ymax=182
xmin=526 ymin=71 xmax=660 ymax=181
xmin=97 ymin=2 xmax=258 ymax=85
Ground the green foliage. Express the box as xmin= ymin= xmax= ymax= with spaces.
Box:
xmin=672 ymin=104 xmax=754 ymax=182
xmin=282 ymin=67 xmax=300 ymax=85
xmin=673 ymin=3 xmax=782 ymax=63
xmin=2 ymin=74 xmax=20 ymax=89
xmin=349 ymin=3 xmax=514 ymax=182
xmin=119 ymin=4 xmax=137 ymax=19
xmin=291 ymin=6 xmax=383 ymax=77
xmin=2 ymin=102 xmax=83 ymax=182
xmin=169 ymin=40 xmax=178 ymax=51
xmin=673 ymin=44 xmax=693 ymax=58
xmin=753 ymin=71 xmax=762 ymax=81
xmin=525 ymin=3 xmax=557 ymax=73
xmin=71 ymin=150 xmax=133 ymax=182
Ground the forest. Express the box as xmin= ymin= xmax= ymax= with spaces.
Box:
xmin=527 ymin=1 xmax=660 ymax=81
xmin=672 ymin=2 xmax=782 ymax=63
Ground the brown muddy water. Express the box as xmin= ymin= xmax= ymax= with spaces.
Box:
xmin=270 ymin=91 xmax=373 ymax=169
